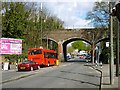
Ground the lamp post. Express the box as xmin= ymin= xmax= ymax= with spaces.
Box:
xmin=41 ymin=2 xmax=42 ymax=46
xmin=44 ymin=17 xmax=49 ymax=49
xmin=109 ymin=2 xmax=114 ymax=85
xmin=110 ymin=2 xmax=120 ymax=77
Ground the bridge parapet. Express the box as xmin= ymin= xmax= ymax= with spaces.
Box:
xmin=42 ymin=28 xmax=109 ymax=44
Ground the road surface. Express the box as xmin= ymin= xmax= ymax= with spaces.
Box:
xmin=2 ymin=58 xmax=101 ymax=89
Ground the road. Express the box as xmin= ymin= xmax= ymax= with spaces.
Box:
xmin=2 ymin=58 xmax=101 ymax=89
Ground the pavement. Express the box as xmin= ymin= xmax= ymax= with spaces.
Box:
xmin=86 ymin=63 xmax=119 ymax=90
xmin=101 ymin=64 xmax=119 ymax=90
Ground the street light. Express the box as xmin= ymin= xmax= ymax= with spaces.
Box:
xmin=41 ymin=2 xmax=42 ymax=46
xmin=43 ymin=16 xmax=49 ymax=49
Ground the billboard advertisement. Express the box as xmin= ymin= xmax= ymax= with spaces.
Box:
xmin=0 ymin=38 xmax=22 ymax=54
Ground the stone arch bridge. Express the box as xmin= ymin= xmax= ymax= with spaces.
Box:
xmin=42 ymin=28 xmax=109 ymax=62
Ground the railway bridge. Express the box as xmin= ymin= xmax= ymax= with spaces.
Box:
xmin=42 ymin=28 xmax=109 ymax=61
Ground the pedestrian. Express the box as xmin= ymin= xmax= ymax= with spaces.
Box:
xmin=2 ymin=62 xmax=3 ymax=70
xmin=16 ymin=61 xmax=18 ymax=69
xmin=8 ymin=62 xmax=10 ymax=70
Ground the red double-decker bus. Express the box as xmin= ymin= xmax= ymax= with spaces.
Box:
xmin=28 ymin=48 xmax=57 ymax=67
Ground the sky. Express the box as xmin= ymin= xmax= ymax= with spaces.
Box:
xmin=3 ymin=0 xmax=112 ymax=29
xmin=44 ymin=2 xmax=95 ymax=29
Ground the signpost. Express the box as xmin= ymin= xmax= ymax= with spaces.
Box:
xmin=106 ymin=42 xmax=109 ymax=47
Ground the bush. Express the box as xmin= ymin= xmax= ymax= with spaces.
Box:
xmin=4 ymin=54 xmax=27 ymax=64
xmin=99 ymin=47 xmax=110 ymax=64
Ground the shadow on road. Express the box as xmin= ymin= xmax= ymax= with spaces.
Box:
xmin=66 ymin=58 xmax=91 ymax=63
xmin=67 ymin=60 xmax=86 ymax=62
xmin=60 ymin=70 xmax=100 ymax=78
xmin=56 ymin=76 xmax=100 ymax=87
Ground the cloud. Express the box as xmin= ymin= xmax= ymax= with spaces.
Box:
xmin=44 ymin=1 xmax=95 ymax=29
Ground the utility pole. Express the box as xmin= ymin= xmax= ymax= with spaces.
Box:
xmin=110 ymin=2 xmax=120 ymax=77
xmin=41 ymin=3 xmax=42 ymax=46
xmin=109 ymin=2 xmax=114 ymax=85
xmin=92 ymin=32 xmax=95 ymax=64
xmin=116 ymin=18 xmax=119 ymax=77
xmin=47 ymin=34 xmax=48 ymax=49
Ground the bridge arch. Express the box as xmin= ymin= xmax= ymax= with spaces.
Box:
xmin=95 ymin=38 xmax=110 ymax=45
xmin=62 ymin=37 xmax=92 ymax=62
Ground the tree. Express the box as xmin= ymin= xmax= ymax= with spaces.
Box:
xmin=86 ymin=2 xmax=109 ymax=28
xmin=85 ymin=44 xmax=91 ymax=55
xmin=86 ymin=2 xmax=120 ymax=63
xmin=67 ymin=46 xmax=74 ymax=54
xmin=2 ymin=2 xmax=64 ymax=54
xmin=2 ymin=2 xmax=31 ymax=38
xmin=72 ymin=41 xmax=85 ymax=51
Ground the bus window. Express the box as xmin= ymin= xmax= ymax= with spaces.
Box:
xmin=34 ymin=50 xmax=42 ymax=54
xmin=45 ymin=52 xmax=56 ymax=59
xmin=29 ymin=51 xmax=34 ymax=55
xmin=29 ymin=50 xmax=42 ymax=55
xmin=44 ymin=52 xmax=48 ymax=58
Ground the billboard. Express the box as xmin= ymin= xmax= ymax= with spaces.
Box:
xmin=0 ymin=38 xmax=22 ymax=54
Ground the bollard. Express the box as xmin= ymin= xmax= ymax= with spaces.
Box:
xmin=100 ymin=61 xmax=102 ymax=69
xmin=86 ymin=60 xmax=88 ymax=65
xmin=2 ymin=62 xmax=3 ymax=70
xmin=16 ymin=61 xmax=18 ymax=69
xmin=96 ymin=60 xmax=98 ymax=67
xmin=56 ymin=60 xmax=59 ymax=66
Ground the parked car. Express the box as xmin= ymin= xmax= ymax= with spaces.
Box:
xmin=18 ymin=61 xmax=40 ymax=71
xmin=71 ymin=55 xmax=75 ymax=58
xmin=79 ymin=54 xmax=85 ymax=59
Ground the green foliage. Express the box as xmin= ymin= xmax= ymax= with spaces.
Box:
xmin=99 ymin=47 xmax=110 ymax=64
xmin=67 ymin=46 xmax=74 ymax=53
xmin=2 ymin=2 xmax=31 ymax=38
xmin=85 ymin=45 xmax=91 ymax=55
xmin=100 ymin=40 xmax=117 ymax=64
xmin=72 ymin=41 xmax=85 ymax=51
xmin=4 ymin=54 xmax=27 ymax=63
xmin=2 ymin=2 xmax=64 ymax=56
xmin=86 ymin=2 xmax=120 ymax=63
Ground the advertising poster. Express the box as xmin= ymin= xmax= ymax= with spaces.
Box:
xmin=0 ymin=38 xmax=22 ymax=54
